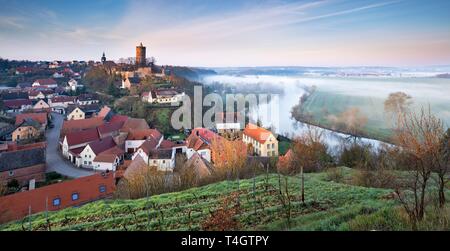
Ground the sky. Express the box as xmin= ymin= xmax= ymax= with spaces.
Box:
xmin=0 ymin=0 xmax=449 ymax=67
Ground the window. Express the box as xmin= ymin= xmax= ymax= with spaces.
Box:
xmin=53 ymin=198 xmax=61 ymax=206
xmin=84 ymin=161 xmax=87 ymax=164
xmin=71 ymin=193 xmax=79 ymax=201
xmin=272 ymin=143 xmax=275 ymax=149
xmin=99 ymin=185 xmax=106 ymax=193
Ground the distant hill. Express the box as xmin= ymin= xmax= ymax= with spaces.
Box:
xmin=168 ymin=66 xmax=216 ymax=81
xmin=436 ymin=73 xmax=450 ymax=78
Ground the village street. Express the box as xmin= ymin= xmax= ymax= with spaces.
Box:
xmin=45 ymin=112 xmax=95 ymax=178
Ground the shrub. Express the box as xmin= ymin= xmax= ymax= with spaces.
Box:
xmin=326 ymin=167 xmax=344 ymax=183
xmin=351 ymin=168 xmax=397 ymax=189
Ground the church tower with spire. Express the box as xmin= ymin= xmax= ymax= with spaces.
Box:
xmin=101 ymin=52 xmax=106 ymax=64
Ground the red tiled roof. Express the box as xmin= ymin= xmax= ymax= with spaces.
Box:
xmin=93 ymin=153 xmax=118 ymax=163
xmin=243 ymin=123 xmax=274 ymax=144
xmin=15 ymin=113 xmax=48 ymax=126
xmin=34 ymin=78 xmax=57 ymax=85
xmin=109 ymin=114 xmax=129 ymax=124
xmin=186 ymin=134 xmax=208 ymax=151
xmin=69 ymin=146 xmax=85 ymax=156
xmin=51 ymin=96 xmax=76 ymax=103
xmin=97 ymin=106 xmax=112 ymax=118
xmin=61 ymin=117 xmax=104 ymax=136
xmin=186 ymin=128 xmax=222 ymax=151
xmin=87 ymin=136 xmax=116 ymax=155
xmin=138 ymin=139 xmax=159 ymax=154
xmin=65 ymin=127 xmax=99 ymax=146
xmin=191 ymin=128 xmax=220 ymax=143
xmin=159 ymin=140 xmax=175 ymax=149
xmin=121 ymin=118 xmax=149 ymax=132
xmin=3 ymin=99 xmax=32 ymax=109
xmin=101 ymin=146 xmax=125 ymax=156
xmin=0 ymin=172 xmax=116 ymax=224
xmin=97 ymin=121 xmax=124 ymax=137
xmin=126 ymin=129 xmax=161 ymax=141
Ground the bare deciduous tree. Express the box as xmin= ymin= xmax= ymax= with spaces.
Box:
xmin=384 ymin=91 xmax=413 ymax=127
xmin=394 ymin=107 xmax=445 ymax=227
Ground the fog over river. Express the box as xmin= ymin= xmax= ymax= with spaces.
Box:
xmin=201 ymin=74 xmax=450 ymax=153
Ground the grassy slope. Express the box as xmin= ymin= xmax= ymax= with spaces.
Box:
xmin=1 ymin=167 xmax=406 ymax=231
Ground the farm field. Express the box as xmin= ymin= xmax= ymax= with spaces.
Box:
xmin=2 ymin=167 xmax=439 ymax=231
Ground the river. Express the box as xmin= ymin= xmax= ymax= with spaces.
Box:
xmin=200 ymin=74 xmax=450 ymax=152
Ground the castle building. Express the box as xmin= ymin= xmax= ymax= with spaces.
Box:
xmin=136 ymin=42 xmax=146 ymax=67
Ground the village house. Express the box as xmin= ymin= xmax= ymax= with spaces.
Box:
xmin=66 ymin=104 xmax=101 ymax=120
xmin=143 ymin=89 xmax=185 ymax=104
xmin=215 ymin=112 xmax=243 ymax=135
xmin=61 ymin=127 xmax=99 ymax=163
xmin=132 ymin=140 xmax=176 ymax=172
xmin=97 ymin=121 xmax=124 ymax=139
xmin=146 ymin=149 xmax=175 ymax=171
xmin=125 ymin=128 xmax=162 ymax=153
xmin=33 ymin=99 xmax=50 ymax=110
xmin=1 ymin=91 xmax=29 ymax=100
xmin=185 ymin=128 xmax=225 ymax=162
xmin=77 ymin=93 xmax=99 ymax=105
xmin=92 ymin=146 xmax=125 ymax=171
xmin=242 ymin=123 xmax=278 ymax=157
xmin=12 ymin=118 xmax=42 ymax=142
xmin=121 ymin=76 xmax=141 ymax=89
xmin=0 ymin=172 xmax=117 ymax=224
xmin=28 ymin=89 xmax=55 ymax=100
xmin=76 ymin=136 xmax=119 ymax=169
xmin=15 ymin=112 xmax=48 ymax=130
xmin=2 ymin=99 xmax=33 ymax=113
xmin=15 ymin=66 xmax=33 ymax=75
xmin=120 ymin=117 xmax=149 ymax=133
xmin=66 ymin=78 xmax=83 ymax=91
xmin=0 ymin=146 xmax=46 ymax=187
xmin=66 ymin=105 xmax=85 ymax=120
xmin=48 ymin=95 xmax=76 ymax=114
xmin=32 ymin=78 xmax=58 ymax=88
xmin=52 ymin=72 xmax=64 ymax=78
xmin=60 ymin=117 xmax=104 ymax=137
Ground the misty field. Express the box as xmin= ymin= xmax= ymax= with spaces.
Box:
xmin=300 ymin=77 xmax=450 ymax=140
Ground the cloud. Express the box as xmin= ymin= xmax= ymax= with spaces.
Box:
xmin=0 ymin=16 xmax=25 ymax=29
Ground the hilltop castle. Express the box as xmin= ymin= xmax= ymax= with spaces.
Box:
xmin=136 ymin=42 xmax=146 ymax=67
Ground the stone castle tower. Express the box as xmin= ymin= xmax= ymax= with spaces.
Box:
xmin=136 ymin=42 xmax=146 ymax=67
